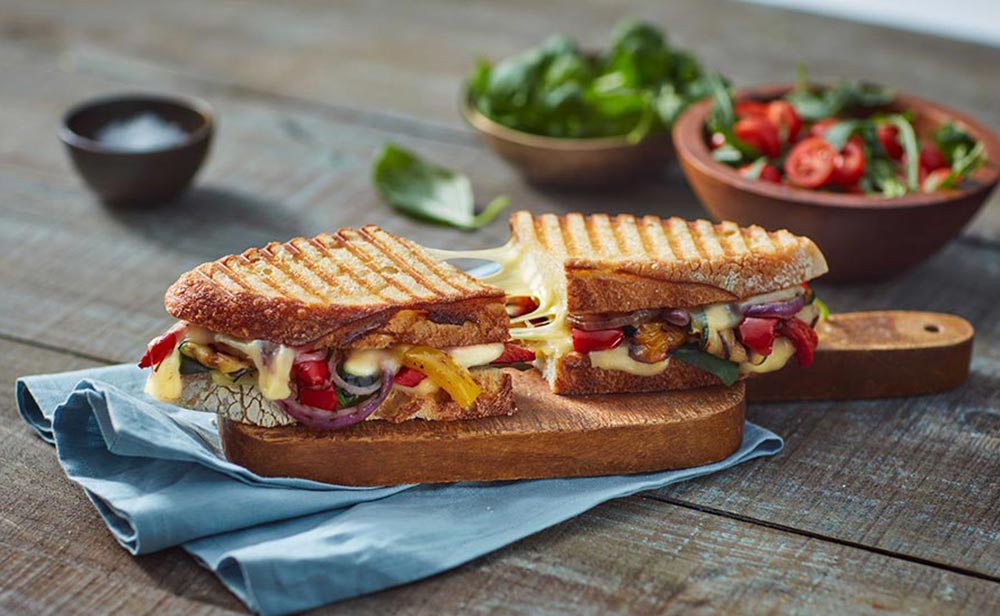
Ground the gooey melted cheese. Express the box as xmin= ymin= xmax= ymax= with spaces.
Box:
xmin=427 ymin=241 xmax=572 ymax=361
xmin=144 ymin=345 xmax=183 ymax=401
xmin=215 ymin=335 xmax=297 ymax=400
xmin=144 ymin=327 xmax=298 ymax=403
xmin=589 ymin=345 xmax=671 ymax=376
xmin=741 ymin=338 xmax=796 ymax=375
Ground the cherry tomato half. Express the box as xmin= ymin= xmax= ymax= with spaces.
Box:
xmin=876 ymin=124 xmax=903 ymax=159
xmin=571 ymin=328 xmax=623 ymax=354
xmin=808 ymin=118 xmax=839 ymax=138
xmin=299 ymin=386 xmax=337 ymax=411
xmin=734 ymin=116 xmax=781 ymax=158
xmin=734 ymin=101 xmax=768 ymax=118
xmin=784 ymin=137 xmax=836 ymax=188
xmin=766 ymin=100 xmax=802 ymax=144
xmin=292 ymin=360 xmax=329 ymax=388
xmin=922 ymin=168 xmax=952 ymax=193
xmin=738 ymin=162 xmax=782 ymax=183
xmin=919 ymin=144 xmax=949 ymax=173
xmin=830 ymin=136 xmax=866 ymax=186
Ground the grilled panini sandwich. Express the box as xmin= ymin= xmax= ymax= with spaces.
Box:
xmin=139 ymin=226 xmax=535 ymax=433
xmin=492 ymin=211 xmax=828 ymax=394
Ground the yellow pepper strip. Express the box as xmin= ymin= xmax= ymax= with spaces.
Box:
xmin=399 ymin=346 xmax=481 ymax=408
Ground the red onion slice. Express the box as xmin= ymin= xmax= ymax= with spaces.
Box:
xmin=742 ymin=295 xmax=805 ymax=319
xmin=661 ymin=309 xmax=691 ymax=327
xmin=567 ymin=308 xmax=661 ymax=331
xmin=277 ymin=369 xmax=393 ymax=430
xmin=328 ymin=355 xmax=382 ymax=396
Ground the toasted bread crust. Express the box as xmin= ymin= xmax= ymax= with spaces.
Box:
xmin=509 ymin=211 xmax=828 ymax=313
xmin=565 ymin=271 xmax=738 ymax=313
xmin=165 ymin=226 xmax=507 ymax=347
xmin=541 ymin=352 xmax=723 ymax=394
xmin=179 ymin=368 xmax=513 ymax=427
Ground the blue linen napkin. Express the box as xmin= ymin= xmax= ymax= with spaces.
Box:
xmin=16 ymin=364 xmax=782 ymax=615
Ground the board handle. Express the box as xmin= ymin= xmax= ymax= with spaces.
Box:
xmin=747 ymin=311 xmax=973 ymax=402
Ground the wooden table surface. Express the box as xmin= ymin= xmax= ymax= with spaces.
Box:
xmin=2 ymin=1 xmax=998 ymax=613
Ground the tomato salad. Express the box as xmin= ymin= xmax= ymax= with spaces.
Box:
xmin=703 ymin=72 xmax=986 ymax=196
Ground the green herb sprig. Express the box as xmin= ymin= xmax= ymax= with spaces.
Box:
xmin=468 ymin=20 xmax=713 ymax=142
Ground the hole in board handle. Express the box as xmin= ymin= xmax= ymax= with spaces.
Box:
xmin=924 ymin=324 xmax=941 ymax=333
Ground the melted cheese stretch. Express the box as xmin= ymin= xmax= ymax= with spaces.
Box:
xmin=428 ymin=242 xmax=572 ymax=361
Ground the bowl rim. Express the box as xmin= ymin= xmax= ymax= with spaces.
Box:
xmin=58 ymin=92 xmax=215 ymax=156
xmin=460 ymin=90 xmax=670 ymax=151
xmin=672 ymin=82 xmax=1000 ymax=210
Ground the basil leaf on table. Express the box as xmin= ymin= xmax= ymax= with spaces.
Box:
xmin=371 ymin=144 xmax=510 ymax=230
xmin=673 ymin=347 xmax=740 ymax=387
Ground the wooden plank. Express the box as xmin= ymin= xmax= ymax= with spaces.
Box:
xmin=749 ymin=311 xmax=975 ymax=401
xmin=1 ymin=0 xmax=997 ymax=241
xmin=220 ymin=375 xmax=744 ymax=486
xmin=2 ymin=339 xmax=998 ymax=614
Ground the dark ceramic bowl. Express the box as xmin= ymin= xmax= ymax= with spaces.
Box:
xmin=59 ymin=93 xmax=214 ymax=205
xmin=673 ymin=84 xmax=1000 ymax=282
xmin=462 ymin=96 xmax=672 ymax=188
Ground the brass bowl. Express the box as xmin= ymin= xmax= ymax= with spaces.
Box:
xmin=462 ymin=97 xmax=672 ymax=188
xmin=673 ymin=84 xmax=1000 ymax=282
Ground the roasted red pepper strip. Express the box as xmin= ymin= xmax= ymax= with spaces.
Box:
xmin=491 ymin=343 xmax=536 ymax=365
xmin=392 ymin=367 xmax=426 ymax=387
xmin=780 ymin=317 xmax=819 ymax=367
xmin=137 ymin=331 xmax=178 ymax=369
xmin=738 ymin=317 xmax=780 ymax=356
xmin=299 ymin=386 xmax=337 ymax=411
xmin=571 ymin=328 xmax=623 ymax=354
xmin=293 ymin=360 xmax=329 ymax=388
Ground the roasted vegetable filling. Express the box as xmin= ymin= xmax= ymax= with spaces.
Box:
xmin=508 ymin=284 xmax=825 ymax=386
xmin=140 ymin=325 xmax=535 ymax=428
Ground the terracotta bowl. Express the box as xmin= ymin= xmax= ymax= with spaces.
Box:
xmin=59 ymin=93 xmax=214 ymax=206
xmin=673 ymin=84 xmax=1000 ymax=282
xmin=462 ymin=97 xmax=672 ymax=188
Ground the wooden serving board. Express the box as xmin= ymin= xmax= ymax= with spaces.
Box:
xmin=749 ymin=310 xmax=974 ymax=401
xmin=220 ymin=370 xmax=746 ymax=486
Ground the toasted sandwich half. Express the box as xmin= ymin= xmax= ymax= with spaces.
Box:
xmin=490 ymin=211 xmax=828 ymax=394
xmin=139 ymin=226 xmax=535 ymax=432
